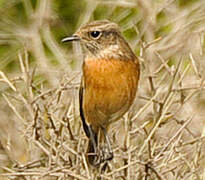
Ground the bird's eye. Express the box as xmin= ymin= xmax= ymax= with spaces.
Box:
xmin=90 ymin=31 xmax=101 ymax=38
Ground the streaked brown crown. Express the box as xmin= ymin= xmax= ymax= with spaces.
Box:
xmin=74 ymin=20 xmax=136 ymax=61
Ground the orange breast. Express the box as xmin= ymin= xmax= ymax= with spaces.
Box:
xmin=83 ymin=58 xmax=139 ymax=129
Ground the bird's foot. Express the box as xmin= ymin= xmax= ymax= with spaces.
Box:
xmin=91 ymin=146 xmax=113 ymax=166
xmin=101 ymin=145 xmax=113 ymax=161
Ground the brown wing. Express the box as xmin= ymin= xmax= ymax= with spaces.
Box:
xmin=79 ymin=77 xmax=90 ymax=138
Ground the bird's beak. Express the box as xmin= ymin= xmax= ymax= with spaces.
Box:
xmin=61 ymin=35 xmax=80 ymax=42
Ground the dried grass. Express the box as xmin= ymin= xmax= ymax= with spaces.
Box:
xmin=0 ymin=0 xmax=205 ymax=179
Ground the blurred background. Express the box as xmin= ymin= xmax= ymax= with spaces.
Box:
xmin=0 ymin=0 xmax=205 ymax=179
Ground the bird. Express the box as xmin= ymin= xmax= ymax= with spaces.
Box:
xmin=62 ymin=20 xmax=140 ymax=167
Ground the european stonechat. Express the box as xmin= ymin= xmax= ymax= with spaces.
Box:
xmin=62 ymin=20 xmax=140 ymax=167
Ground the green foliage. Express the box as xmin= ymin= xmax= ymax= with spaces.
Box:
xmin=177 ymin=0 xmax=200 ymax=7
xmin=93 ymin=4 xmax=111 ymax=20
xmin=123 ymin=27 xmax=138 ymax=40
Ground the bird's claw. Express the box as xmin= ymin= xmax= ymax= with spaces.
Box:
xmin=92 ymin=146 xmax=113 ymax=166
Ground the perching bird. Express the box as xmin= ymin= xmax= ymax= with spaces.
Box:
xmin=62 ymin=20 xmax=140 ymax=166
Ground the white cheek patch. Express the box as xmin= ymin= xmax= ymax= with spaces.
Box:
xmin=98 ymin=45 xmax=124 ymax=59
